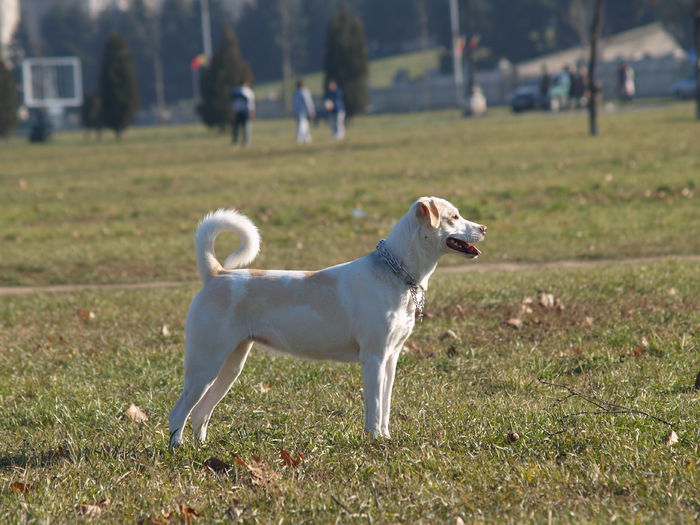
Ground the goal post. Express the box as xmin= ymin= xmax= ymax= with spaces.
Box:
xmin=21 ymin=56 xmax=83 ymax=108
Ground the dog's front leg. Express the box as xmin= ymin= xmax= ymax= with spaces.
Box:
xmin=380 ymin=352 xmax=400 ymax=438
xmin=360 ymin=352 xmax=386 ymax=438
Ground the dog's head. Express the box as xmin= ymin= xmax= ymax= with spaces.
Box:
xmin=414 ymin=197 xmax=486 ymax=259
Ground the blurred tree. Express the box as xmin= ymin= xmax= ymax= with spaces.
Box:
xmin=298 ymin=0 xmax=342 ymax=73
xmin=158 ymin=0 xmax=200 ymax=103
xmin=40 ymin=4 xmax=99 ymax=93
xmin=97 ymin=1 xmax=155 ymax=107
xmin=197 ymin=27 xmax=252 ymax=130
xmin=236 ymin=0 xmax=306 ymax=85
xmin=362 ymin=0 xmax=423 ymax=56
xmin=81 ymin=91 xmax=103 ymax=138
xmin=99 ymin=33 xmax=139 ymax=138
xmin=0 ymin=53 xmax=18 ymax=138
xmin=695 ymin=0 xmax=699 ymax=120
xmin=323 ymin=6 xmax=369 ymax=117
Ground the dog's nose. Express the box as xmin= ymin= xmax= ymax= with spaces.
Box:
xmin=480 ymin=225 xmax=487 ymax=234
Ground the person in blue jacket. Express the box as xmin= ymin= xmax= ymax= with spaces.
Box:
xmin=322 ymin=80 xmax=345 ymax=140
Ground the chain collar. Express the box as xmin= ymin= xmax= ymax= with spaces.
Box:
xmin=375 ymin=239 xmax=425 ymax=321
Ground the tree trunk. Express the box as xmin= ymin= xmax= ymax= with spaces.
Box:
xmin=152 ymin=16 xmax=166 ymax=123
xmin=694 ymin=0 xmax=700 ymax=120
xmin=278 ymin=1 xmax=293 ymax=113
xmin=587 ymin=0 xmax=604 ymax=136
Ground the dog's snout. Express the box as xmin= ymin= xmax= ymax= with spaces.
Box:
xmin=480 ymin=225 xmax=487 ymax=235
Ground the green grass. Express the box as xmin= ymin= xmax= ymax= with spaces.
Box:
xmin=0 ymin=104 xmax=699 ymax=523
xmin=256 ymin=47 xmax=443 ymax=97
xmin=1 ymin=262 xmax=698 ymax=523
xmin=0 ymin=105 xmax=698 ymax=287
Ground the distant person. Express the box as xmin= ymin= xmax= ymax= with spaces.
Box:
xmin=569 ymin=63 xmax=586 ymax=108
xmin=323 ymin=80 xmax=345 ymax=140
xmin=539 ymin=64 xmax=552 ymax=110
xmin=28 ymin=109 xmax=52 ymax=143
xmin=293 ymin=80 xmax=316 ymax=144
xmin=617 ymin=61 xmax=635 ymax=102
xmin=231 ymin=80 xmax=255 ymax=146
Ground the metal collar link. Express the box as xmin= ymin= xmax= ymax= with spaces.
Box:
xmin=375 ymin=239 xmax=425 ymax=321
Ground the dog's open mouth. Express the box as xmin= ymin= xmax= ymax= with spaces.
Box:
xmin=446 ymin=237 xmax=481 ymax=258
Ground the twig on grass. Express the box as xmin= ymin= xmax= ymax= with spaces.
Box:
xmin=331 ymin=495 xmax=353 ymax=515
xmin=538 ymin=378 xmax=674 ymax=428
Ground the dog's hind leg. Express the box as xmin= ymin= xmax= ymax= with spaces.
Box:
xmin=190 ymin=340 xmax=253 ymax=444
xmin=169 ymin=333 xmax=238 ymax=447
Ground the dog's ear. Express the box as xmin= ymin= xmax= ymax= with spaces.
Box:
xmin=415 ymin=198 xmax=440 ymax=229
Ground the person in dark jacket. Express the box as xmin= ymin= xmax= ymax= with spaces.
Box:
xmin=322 ymin=80 xmax=345 ymax=140
xmin=231 ymin=80 xmax=255 ymax=146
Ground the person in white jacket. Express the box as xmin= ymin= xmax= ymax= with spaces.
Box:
xmin=292 ymin=80 xmax=316 ymax=144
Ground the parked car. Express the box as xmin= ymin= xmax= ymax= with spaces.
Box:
xmin=510 ymin=72 xmax=570 ymax=112
xmin=509 ymin=80 xmax=540 ymax=112
xmin=671 ymin=76 xmax=697 ymax=99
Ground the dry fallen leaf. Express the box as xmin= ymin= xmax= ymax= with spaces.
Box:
xmin=179 ymin=503 xmax=201 ymax=523
xmin=233 ymin=454 xmax=281 ymax=486
xmin=505 ymin=318 xmax=523 ymax=329
xmin=125 ymin=404 xmax=148 ymax=423
xmin=161 ymin=324 xmax=171 ymax=337
xmin=439 ymin=329 xmax=460 ymax=342
xmin=10 ymin=481 xmax=33 ymax=494
xmin=520 ymin=296 xmax=534 ymax=315
xmin=506 ymin=432 xmax=520 ymax=443
xmin=138 ymin=510 xmax=174 ymax=525
xmin=203 ymin=456 xmax=232 ymax=474
xmin=584 ymin=316 xmax=594 ymax=327
xmin=280 ymin=448 xmax=304 ymax=469
xmin=254 ymin=382 xmax=270 ymax=393
xmin=228 ymin=499 xmax=244 ymax=519
xmin=77 ymin=308 xmax=96 ymax=321
xmin=76 ymin=499 xmax=110 ymax=516
xmin=538 ymin=291 xmax=555 ymax=308
xmin=663 ymin=430 xmax=678 ymax=447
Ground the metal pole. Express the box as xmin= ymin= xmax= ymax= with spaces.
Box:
xmin=200 ymin=0 xmax=213 ymax=57
xmin=448 ymin=0 xmax=464 ymax=108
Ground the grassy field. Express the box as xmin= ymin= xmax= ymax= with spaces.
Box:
xmin=1 ymin=105 xmax=698 ymax=287
xmin=1 ymin=104 xmax=699 ymax=523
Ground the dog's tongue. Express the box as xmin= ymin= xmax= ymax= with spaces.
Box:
xmin=447 ymin=237 xmax=481 ymax=257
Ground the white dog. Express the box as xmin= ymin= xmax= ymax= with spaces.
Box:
xmin=169 ymin=197 xmax=486 ymax=446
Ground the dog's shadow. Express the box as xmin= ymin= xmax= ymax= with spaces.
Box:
xmin=0 ymin=448 xmax=69 ymax=470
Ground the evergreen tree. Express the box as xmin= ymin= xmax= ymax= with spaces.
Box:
xmin=41 ymin=4 xmax=99 ymax=94
xmin=81 ymin=91 xmax=102 ymax=137
xmin=0 ymin=55 xmax=18 ymax=138
xmin=99 ymin=32 xmax=139 ymax=138
xmin=323 ymin=6 xmax=368 ymax=118
xmin=197 ymin=27 xmax=252 ymax=130
xmin=97 ymin=1 xmax=155 ymax=107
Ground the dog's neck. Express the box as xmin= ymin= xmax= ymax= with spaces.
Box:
xmin=383 ymin=215 xmax=440 ymax=290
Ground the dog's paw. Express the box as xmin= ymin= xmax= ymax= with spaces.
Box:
xmin=169 ymin=428 xmax=184 ymax=449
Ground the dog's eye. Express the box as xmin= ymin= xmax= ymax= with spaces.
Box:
xmin=452 ymin=214 xmax=459 ymax=220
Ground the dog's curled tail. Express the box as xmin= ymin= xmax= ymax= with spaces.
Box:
xmin=195 ymin=209 xmax=260 ymax=284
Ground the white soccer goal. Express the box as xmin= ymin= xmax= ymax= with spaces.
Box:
xmin=21 ymin=56 xmax=83 ymax=108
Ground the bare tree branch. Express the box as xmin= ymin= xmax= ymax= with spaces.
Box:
xmin=538 ymin=378 xmax=674 ymax=427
